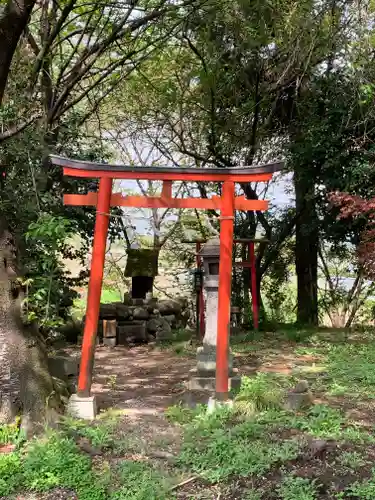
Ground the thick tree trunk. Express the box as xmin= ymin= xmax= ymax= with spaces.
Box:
xmin=0 ymin=223 xmax=60 ymax=427
xmin=0 ymin=0 xmax=36 ymax=104
xmin=294 ymin=168 xmax=319 ymax=325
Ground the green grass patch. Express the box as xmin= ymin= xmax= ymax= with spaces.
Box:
xmin=277 ymin=474 xmax=319 ymax=500
xmin=110 ymin=461 xmax=171 ymax=499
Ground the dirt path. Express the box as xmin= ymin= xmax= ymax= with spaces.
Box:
xmin=91 ymin=345 xmax=196 ymax=413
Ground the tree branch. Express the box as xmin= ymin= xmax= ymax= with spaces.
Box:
xmin=0 ymin=112 xmax=41 ymax=143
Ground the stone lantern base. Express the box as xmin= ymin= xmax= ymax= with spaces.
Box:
xmin=187 ymin=345 xmax=241 ymax=392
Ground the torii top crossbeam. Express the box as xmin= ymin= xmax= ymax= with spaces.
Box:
xmin=51 ymin=155 xmax=281 ymax=404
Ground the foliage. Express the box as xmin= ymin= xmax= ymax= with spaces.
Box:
xmin=344 ymin=470 xmax=375 ymax=499
xmin=330 ymin=192 xmax=375 ymax=280
xmin=25 ymin=214 xmax=77 ymax=328
xmin=110 ymin=461 xmax=170 ymax=500
xmin=0 ymin=419 xmax=22 ymax=445
xmin=277 ymin=475 xmax=318 ymax=500
xmin=234 ymin=373 xmax=286 ymax=413
xmin=0 ymin=452 xmax=23 ymax=497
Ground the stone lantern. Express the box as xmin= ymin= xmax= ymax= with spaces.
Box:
xmin=188 ymin=238 xmax=240 ymax=391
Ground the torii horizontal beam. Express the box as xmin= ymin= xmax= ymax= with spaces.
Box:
xmin=64 ymin=192 xmax=269 ymax=211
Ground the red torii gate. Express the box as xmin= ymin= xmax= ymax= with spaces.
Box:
xmin=51 ymin=155 xmax=280 ymax=401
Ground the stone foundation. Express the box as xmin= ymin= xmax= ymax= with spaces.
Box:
xmin=84 ymin=295 xmax=191 ymax=345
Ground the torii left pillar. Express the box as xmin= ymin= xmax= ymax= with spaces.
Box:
xmin=67 ymin=177 xmax=112 ymax=419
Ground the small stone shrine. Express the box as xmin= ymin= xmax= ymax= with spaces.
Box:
xmin=188 ymin=238 xmax=241 ymax=391
xmin=125 ymin=248 xmax=159 ymax=299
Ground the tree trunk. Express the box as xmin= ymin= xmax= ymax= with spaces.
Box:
xmin=0 ymin=0 xmax=36 ymax=104
xmin=294 ymin=168 xmax=319 ymax=325
xmin=0 ymin=223 xmax=60 ymax=427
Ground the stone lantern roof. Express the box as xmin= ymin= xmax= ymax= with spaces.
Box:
xmin=200 ymin=238 xmax=220 ymax=258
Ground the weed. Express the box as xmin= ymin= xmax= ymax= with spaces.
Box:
xmin=245 ymin=488 xmax=262 ymax=500
xmin=234 ymin=373 xmax=287 ymax=413
xmin=294 ymin=404 xmax=345 ymax=438
xmin=109 ymin=460 xmax=170 ymax=499
xmin=0 ymin=452 xmax=23 ymax=496
xmin=325 ymin=344 xmax=375 ymax=398
xmin=107 ymin=374 xmax=118 ymax=390
xmin=345 ymin=475 xmax=375 ymax=499
xmin=277 ymin=474 xmax=318 ymax=500
xmin=338 ymin=450 xmax=369 ymax=469
xmin=179 ymin=420 xmax=301 ymax=483
xmin=61 ymin=416 xmax=116 ymax=449
xmin=0 ymin=420 xmax=21 ymax=445
xmin=165 ymin=403 xmax=204 ymax=425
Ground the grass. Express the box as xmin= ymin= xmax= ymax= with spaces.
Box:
xmin=277 ymin=475 xmax=319 ymax=500
xmin=0 ymin=422 xmax=172 ymax=500
xmin=2 ymin=326 xmax=375 ymax=498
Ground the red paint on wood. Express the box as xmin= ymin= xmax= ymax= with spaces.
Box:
xmin=216 ymin=181 xmax=235 ymax=399
xmin=249 ymin=242 xmax=259 ymax=330
xmin=161 ymin=180 xmax=172 ymax=198
xmin=77 ymin=177 xmax=112 ymax=397
xmin=64 ymin=193 xmax=268 ymax=211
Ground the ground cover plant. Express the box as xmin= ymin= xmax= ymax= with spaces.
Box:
xmin=2 ymin=327 xmax=375 ymax=499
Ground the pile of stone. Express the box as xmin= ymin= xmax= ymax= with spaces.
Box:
xmin=94 ymin=295 xmax=191 ymax=345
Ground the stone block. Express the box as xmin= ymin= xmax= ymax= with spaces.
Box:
xmin=132 ymin=298 xmax=144 ymax=306
xmin=196 ymin=346 xmax=233 ymax=374
xmin=158 ymin=299 xmax=182 ymax=316
xmin=188 ymin=369 xmax=241 ymax=392
xmin=67 ymin=394 xmax=97 ymax=420
xmin=133 ymin=307 xmax=149 ymax=320
xmin=115 ymin=303 xmax=131 ymax=319
xmin=117 ymin=322 xmax=147 ymax=343
xmin=147 ymin=317 xmax=172 ymax=339
xmin=103 ymin=337 xmax=117 ymax=347
xmin=99 ymin=304 xmax=117 ymax=319
xmin=163 ymin=314 xmax=177 ymax=327
xmin=48 ymin=355 xmax=79 ymax=379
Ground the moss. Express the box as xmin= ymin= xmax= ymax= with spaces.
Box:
xmin=124 ymin=249 xmax=159 ymax=277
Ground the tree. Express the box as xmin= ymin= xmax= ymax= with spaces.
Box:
xmin=0 ymin=0 xmax=204 ymax=425
xmin=110 ymin=0 xmax=348 ymax=324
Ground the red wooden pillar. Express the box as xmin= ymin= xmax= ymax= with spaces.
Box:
xmin=77 ymin=177 xmax=113 ymax=397
xmin=248 ymin=241 xmax=259 ymax=330
xmin=216 ymin=181 xmax=235 ymax=400
xmin=196 ymin=241 xmax=205 ymax=338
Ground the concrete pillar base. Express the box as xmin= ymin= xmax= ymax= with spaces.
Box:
xmin=67 ymin=394 xmax=97 ymax=420
xmin=103 ymin=337 xmax=117 ymax=347
xmin=207 ymin=396 xmax=234 ymax=414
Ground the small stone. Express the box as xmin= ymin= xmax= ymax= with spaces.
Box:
xmin=163 ymin=314 xmax=177 ymax=327
xmin=293 ymin=380 xmax=309 ymax=393
xmin=147 ymin=317 xmax=172 ymax=339
xmin=158 ymin=299 xmax=182 ymax=316
xmin=115 ymin=304 xmax=131 ymax=319
xmin=285 ymin=390 xmax=313 ymax=411
xmin=307 ymin=439 xmax=333 ymax=459
xmin=133 ymin=307 xmax=149 ymax=320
